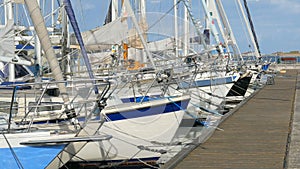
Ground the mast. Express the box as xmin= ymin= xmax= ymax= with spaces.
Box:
xmin=181 ymin=0 xmax=211 ymax=60
xmin=4 ymin=0 xmax=15 ymax=82
xmin=140 ymin=0 xmax=146 ymax=19
xmin=242 ymin=0 xmax=261 ymax=57
xmin=213 ymin=0 xmax=243 ymax=60
xmin=174 ymin=0 xmax=178 ymax=58
xmin=203 ymin=0 xmax=210 ymax=45
xmin=112 ymin=0 xmax=119 ymax=21
xmin=200 ymin=0 xmax=224 ymax=57
xmin=123 ymin=0 xmax=156 ymax=69
xmin=139 ymin=0 xmax=147 ymax=63
xmin=183 ymin=0 xmax=190 ymax=56
xmin=60 ymin=0 xmax=70 ymax=79
xmin=34 ymin=0 xmax=42 ymax=83
xmin=51 ymin=0 xmax=55 ymax=35
xmin=24 ymin=0 xmax=73 ymax=114
xmin=236 ymin=0 xmax=260 ymax=59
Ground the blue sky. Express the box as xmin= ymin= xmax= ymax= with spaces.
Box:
xmin=222 ymin=0 xmax=300 ymax=54
xmin=71 ymin=0 xmax=300 ymax=54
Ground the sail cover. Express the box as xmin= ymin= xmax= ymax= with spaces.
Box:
xmin=0 ymin=19 xmax=15 ymax=59
xmin=0 ymin=19 xmax=14 ymax=79
xmin=24 ymin=0 xmax=70 ymax=105
xmin=70 ymin=17 xmax=128 ymax=48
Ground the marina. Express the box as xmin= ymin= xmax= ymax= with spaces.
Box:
xmin=0 ymin=0 xmax=299 ymax=169
xmin=163 ymin=69 xmax=299 ymax=169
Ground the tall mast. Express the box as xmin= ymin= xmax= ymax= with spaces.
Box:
xmin=60 ymin=0 xmax=70 ymax=79
xmin=24 ymin=0 xmax=72 ymax=110
xmin=174 ymin=0 xmax=178 ymax=58
xmin=204 ymin=0 xmax=209 ymax=29
xmin=4 ymin=0 xmax=15 ymax=82
xmin=51 ymin=0 xmax=55 ymax=35
xmin=200 ymin=0 xmax=224 ymax=57
xmin=140 ymin=0 xmax=147 ymax=63
xmin=140 ymin=0 xmax=146 ymax=18
xmin=35 ymin=0 xmax=42 ymax=82
xmin=112 ymin=0 xmax=119 ymax=21
xmin=123 ymin=0 xmax=156 ymax=69
xmin=183 ymin=0 xmax=190 ymax=56
xmin=236 ymin=0 xmax=260 ymax=59
xmin=242 ymin=0 xmax=261 ymax=57
xmin=213 ymin=0 xmax=243 ymax=60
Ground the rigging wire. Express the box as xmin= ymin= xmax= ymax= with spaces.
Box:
xmin=76 ymin=0 xmax=87 ymax=30
xmin=233 ymin=0 xmax=253 ymax=54
xmin=147 ymin=0 xmax=181 ymax=32
xmin=243 ymin=0 xmax=261 ymax=57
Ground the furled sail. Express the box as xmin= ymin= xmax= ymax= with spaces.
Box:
xmin=0 ymin=19 xmax=14 ymax=59
xmin=80 ymin=18 xmax=128 ymax=46
xmin=0 ymin=19 xmax=14 ymax=79
xmin=69 ymin=17 xmax=128 ymax=53
xmin=24 ymin=0 xmax=73 ymax=115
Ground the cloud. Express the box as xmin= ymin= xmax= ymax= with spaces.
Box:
xmin=268 ymin=0 xmax=300 ymax=14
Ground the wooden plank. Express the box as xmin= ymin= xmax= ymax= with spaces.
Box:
xmin=173 ymin=70 xmax=298 ymax=169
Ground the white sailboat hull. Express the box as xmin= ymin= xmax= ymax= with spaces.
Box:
xmin=46 ymin=95 xmax=190 ymax=167
xmin=0 ymin=132 xmax=74 ymax=169
xmin=72 ymin=110 xmax=185 ymax=162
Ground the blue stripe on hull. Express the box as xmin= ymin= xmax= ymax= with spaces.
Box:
xmin=178 ymin=76 xmax=237 ymax=89
xmin=20 ymin=98 xmax=189 ymax=124
xmin=105 ymin=100 xmax=189 ymax=121
xmin=0 ymin=145 xmax=64 ymax=169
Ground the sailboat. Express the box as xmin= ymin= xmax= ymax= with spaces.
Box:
xmin=0 ymin=0 xmax=80 ymax=168
xmin=29 ymin=1 xmax=215 ymax=168
xmin=23 ymin=0 xmax=191 ymax=168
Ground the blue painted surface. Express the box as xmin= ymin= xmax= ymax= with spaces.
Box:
xmin=16 ymin=44 xmax=34 ymax=50
xmin=0 ymin=81 xmax=31 ymax=90
xmin=261 ymin=63 xmax=270 ymax=71
xmin=16 ymin=44 xmax=61 ymax=50
xmin=105 ymin=100 xmax=189 ymax=121
xmin=0 ymin=145 xmax=65 ymax=169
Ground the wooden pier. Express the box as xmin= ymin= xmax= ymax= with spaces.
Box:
xmin=165 ymin=69 xmax=299 ymax=169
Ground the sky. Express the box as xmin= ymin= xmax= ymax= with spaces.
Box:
xmin=70 ymin=0 xmax=300 ymax=55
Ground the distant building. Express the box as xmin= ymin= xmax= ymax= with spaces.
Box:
xmin=272 ymin=51 xmax=300 ymax=57
xmin=272 ymin=51 xmax=300 ymax=64
xmin=241 ymin=51 xmax=256 ymax=57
